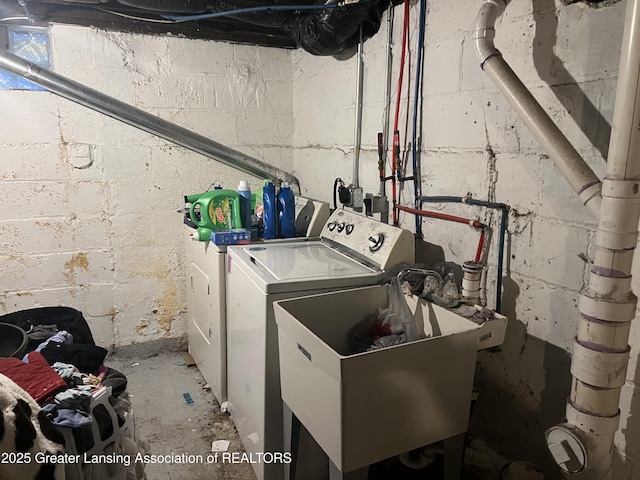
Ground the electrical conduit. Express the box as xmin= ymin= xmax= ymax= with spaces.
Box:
xmin=473 ymin=0 xmax=601 ymax=214
xmin=391 ymin=0 xmax=411 ymax=225
xmin=379 ymin=7 xmax=395 ymax=198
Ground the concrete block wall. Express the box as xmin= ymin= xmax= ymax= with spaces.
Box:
xmin=292 ymin=0 xmax=636 ymax=477
xmin=0 ymin=25 xmax=293 ymax=350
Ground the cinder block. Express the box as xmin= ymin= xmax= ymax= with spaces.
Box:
xmin=421 ymin=150 xmax=488 ymax=198
xmin=422 ymin=93 xmax=489 ymax=150
xmin=554 ymin=2 xmax=625 ymax=85
xmin=0 ymin=92 xmax=60 ymax=146
xmin=423 ymin=39 xmax=463 ymax=95
xmin=83 ymin=284 xmax=116 ymax=318
xmin=237 ymin=111 xmax=293 ymax=146
xmin=233 ymin=44 xmax=292 ymax=82
xmin=0 ymin=145 xmax=67 ymax=180
xmin=509 ymin=217 xmax=590 ymax=291
xmin=84 ymin=314 xmax=115 ymax=352
xmin=135 ymin=74 xmax=208 ymax=110
xmin=0 ymin=254 xmax=43 ymax=292
xmin=50 ymin=25 xmax=96 ymax=68
xmin=167 ymin=36 xmax=234 ymax=75
xmin=40 ymin=250 xmax=113 ymax=288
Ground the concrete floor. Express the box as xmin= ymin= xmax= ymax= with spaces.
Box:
xmin=104 ymin=349 xmax=491 ymax=480
xmin=107 ymin=350 xmax=256 ymax=480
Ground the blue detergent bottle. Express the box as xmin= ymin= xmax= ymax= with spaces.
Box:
xmin=263 ymin=182 xmax=278 ymax=239
xmin=278 ymin=182 xmax=296 ymax=239
xmin=237 ymin=180 xmax=252 ymax=229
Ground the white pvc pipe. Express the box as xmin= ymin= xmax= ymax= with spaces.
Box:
xmin=474 ymin=0 xmax=640 ymax=477
xmin=561 ymin=0 xmax=640 ymax=477
xmin=473 ymin=0 xmax=602 ymax=214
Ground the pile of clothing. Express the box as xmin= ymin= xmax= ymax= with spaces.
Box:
xmin=0 ymin=307 xmax=143 ymax=480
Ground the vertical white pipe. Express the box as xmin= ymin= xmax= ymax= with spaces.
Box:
xmin=474 ymin=0 xmax=640 ymax=477
xmin=562 ymin=0 xmax=640 ymax=477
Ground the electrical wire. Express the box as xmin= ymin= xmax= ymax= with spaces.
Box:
xmin=161 ymin=3 xmax=359 ymax=22
xmin=92 ymin=7 xmax=177 ymax=24
xmin=333 ymin=178 xmax=343 ymax=211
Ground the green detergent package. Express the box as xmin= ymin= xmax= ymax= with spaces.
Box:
xmin=186 ymin=190 xmax=242 ymax=233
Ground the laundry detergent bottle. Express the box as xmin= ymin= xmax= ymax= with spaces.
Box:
xmin=237 ymin=180 xmax=252 ymax=229
xmin=262 ymin=182 xmax=278 ymax=240
xmin=186 ymin=190 xmax=242 ymax=240
xmin=278 ymin=182 xmax=296 ymax=238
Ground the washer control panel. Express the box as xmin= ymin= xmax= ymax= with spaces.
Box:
xmin=320 ymin=209 xmax=414 ymax=270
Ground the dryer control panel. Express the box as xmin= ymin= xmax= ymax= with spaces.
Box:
xmin=320 ymin=209 xmax=415 ymax=271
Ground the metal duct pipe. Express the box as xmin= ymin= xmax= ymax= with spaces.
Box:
xmin=0 ymin=48 xmax=300 ymax=192
xmin=473 ymin=0 xmax=601 ymax=214
xmin=546 ymin=0 xmax=640 ymax=477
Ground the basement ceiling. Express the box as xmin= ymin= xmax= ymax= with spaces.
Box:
xmin=0 ymin=0 xmax=395 ymax=56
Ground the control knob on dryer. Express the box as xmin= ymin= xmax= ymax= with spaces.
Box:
xmin=368 ymin=233 xmax=385 ymax=252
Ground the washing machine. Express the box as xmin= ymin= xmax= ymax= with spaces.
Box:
xmin=185 ymin=196 xmax=330 ymax=404
xmin=225 ymin=209 xmax=415 ymax=480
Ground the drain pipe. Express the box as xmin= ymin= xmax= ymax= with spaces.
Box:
xmin=0 ymin=49 xmax=300 ymax=192
xmin=473 ymin=0 xmax=601 ymax=214
xmin=474 ymin=0 xmax=640 ymax=477
xmin=546 ymin=0 xmax=640 ymax=477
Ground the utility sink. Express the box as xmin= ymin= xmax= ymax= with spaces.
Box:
xmin=274 ymin=284 xmax=507 ymax=474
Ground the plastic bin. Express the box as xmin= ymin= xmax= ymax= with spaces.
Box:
xmin=274 ymin=285 xmax=484 ymax=474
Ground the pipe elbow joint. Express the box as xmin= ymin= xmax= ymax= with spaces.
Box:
xmin=473 ymin=0 xmax=506 ymax=68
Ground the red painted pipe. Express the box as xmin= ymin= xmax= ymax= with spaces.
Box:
xmin=396 ymin=204 xmax=484 ymax=228
xmin=475 ymin=229 xmax=486 ymax=263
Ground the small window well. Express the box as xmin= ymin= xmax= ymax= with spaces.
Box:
xmin=0 ymin=26 xmax=49 ymax=91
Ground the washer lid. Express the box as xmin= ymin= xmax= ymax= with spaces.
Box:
xmin=242 ymin=242 xmax=374 ymax=281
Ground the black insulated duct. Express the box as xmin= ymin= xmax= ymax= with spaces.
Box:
xmin=290 ymin=0 xmax=390 ymax=57
xmin=1 ymin=0 xmax=396 ymax=56
xmin=115 ymin=0 xmax=393 ymax=56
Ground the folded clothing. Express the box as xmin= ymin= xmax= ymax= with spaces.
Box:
xmin=0 ymin=352 xmax=67 ymax=405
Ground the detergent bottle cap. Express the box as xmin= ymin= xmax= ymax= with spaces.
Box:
xmin=238 ymin=180 xmax=250 ymax=191
xmin=281 ymin=181 xmax=289 ymax=189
